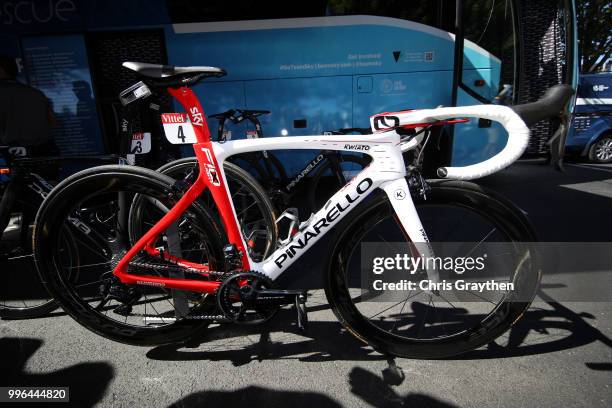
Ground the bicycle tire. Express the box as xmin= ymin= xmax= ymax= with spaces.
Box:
xmin=1 ymin=182 xmax=62 ymax=320
xmin=0 ymin=298 xmax=60 ymax=320
xmin=33 ymin=165 xmax=227 ymax=346
xmin=325 ymin=179 xmax=540 ymax=359
xmin=151 ymin=158 xmax=278 ymax=261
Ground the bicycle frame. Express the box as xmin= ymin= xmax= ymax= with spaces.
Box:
xmin=283 ymin=149 xmax=353 ymax=194
xmin=216 ymin=115 xmax=358 ymax=198
xmin=113 ymin=86 xmax=437 ymax=293
xmin=215 ymin=112 xmax=361 ymax=196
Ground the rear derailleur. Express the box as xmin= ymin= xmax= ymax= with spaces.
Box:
xmin=97 ymin=275 xmax=142 ymax=316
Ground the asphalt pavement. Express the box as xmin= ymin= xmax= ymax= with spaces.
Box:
xmin=1 ymin=161 xmax=611 ymax=408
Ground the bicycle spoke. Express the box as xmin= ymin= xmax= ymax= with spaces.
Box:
xmin=369 ymin=290 xmax=423 ymax=319
xmin=463 ymin=228 xmax=497 ymax=257
xmin=415 ymin=296 xmax=433 ymax=338
xmin=390 ymin=289 xmax=412 ymax=333
xmin=64 ymin=260 xmax=112 ymax=271
xmin=75 ymin=279 xmax=108 ymax=289
xmin=436 ymin=292 xmax=456 ymax=309
xmin=463 ymin=289 xmax=497 ymax=304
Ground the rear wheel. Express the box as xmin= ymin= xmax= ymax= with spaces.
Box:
xmin=325 ymin=180 xmax=540 ymax=359
xmin=153 ymin=158 xmax=277 ymax=261
xmin=34 ymin=165 xmax=226 ymax=346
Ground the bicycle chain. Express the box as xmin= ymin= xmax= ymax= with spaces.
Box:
xmin=126 ymin=254 xmax=237 ymax=322
xmin=128 ymin=254 xmax=226 ymax=279
xmin=181 ymin=314 xmax=230 ymax=321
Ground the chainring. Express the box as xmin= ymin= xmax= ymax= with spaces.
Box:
xmin=216 ymin=271 xmax=278 ymax=324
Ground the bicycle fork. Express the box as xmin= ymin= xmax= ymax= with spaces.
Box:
xmin=380 ymin=178 xmax=440 ymax=284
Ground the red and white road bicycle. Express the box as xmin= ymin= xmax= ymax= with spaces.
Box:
xmin=33 ymin=62 xmax=573 ymax=358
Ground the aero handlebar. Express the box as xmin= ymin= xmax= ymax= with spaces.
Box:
xmin=371 ymin=85 xmax=574 ymax=180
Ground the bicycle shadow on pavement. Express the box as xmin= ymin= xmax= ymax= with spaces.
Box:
xmin=452 ymin=287 xmax=612 ymax=361
xmin=147 ymin=308 xmax=386 ymax=366
xmin=0 ymin=337 xmax=114 ymax=407
xmin=147 ymin=285 xmax=611 ymax=366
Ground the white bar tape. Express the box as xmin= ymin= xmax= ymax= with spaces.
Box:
xmin=371 ymin=105 xmax=530 ymax=180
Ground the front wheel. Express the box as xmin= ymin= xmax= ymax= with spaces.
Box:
xmin=151 ymin=158 xmax=277 ymax=262
xmin=325 ymin=180 xmax=540 ymax=359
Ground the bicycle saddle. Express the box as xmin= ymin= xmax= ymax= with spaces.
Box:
xmin=327 ymin=127 xmax=372 ymax=135
xmin=122 ymin=62 xmax=226 ymax=85
xmin=238 ymin=109 xmax=270 ymax=117
xmin=511 ymin=84 xmax=574 ymax=126
xmin=209 ymin=109 xmax=270 ymax=123
xmin=209 ymin=109 xmax=236 ymax=120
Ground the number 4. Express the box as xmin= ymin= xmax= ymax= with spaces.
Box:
xmin=177 ymin=125 xmax=186 ymax=143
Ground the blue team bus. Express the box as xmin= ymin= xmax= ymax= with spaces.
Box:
xmin=0 ymin=0 xmax=577 ymax=174
xmin=566 ymin=73 xmax=612 ymax=163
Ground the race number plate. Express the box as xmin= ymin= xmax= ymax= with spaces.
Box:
xmin=131 ymin=132 xmax=151 ymax=154
xmin=161 ymin=113 xmax=198 ymax=144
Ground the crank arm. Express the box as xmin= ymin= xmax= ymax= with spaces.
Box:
xmin=253 ymin=289 xmax=306 ymax=306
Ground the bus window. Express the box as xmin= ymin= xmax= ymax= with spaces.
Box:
xmin=166 ymin=0 xmax=330 ymax=22
xmin=167 ymin=0 xmax=453 ymax=31
xmin=451 ymin=0 xmax=518 ymax=167
xmin=462 ymin=0 xmax=517 ymax=102
xmin=326 ymin=0 xmax=448 ymax=30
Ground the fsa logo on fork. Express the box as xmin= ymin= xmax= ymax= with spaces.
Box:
xmin=202 ymin=147 xmax=221 ymax=186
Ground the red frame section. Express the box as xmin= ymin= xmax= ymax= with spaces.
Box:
xmin=400 ymin=118 xmax=469 ymax=129
xmin=113 ymin=86 xmax=249 ymax=294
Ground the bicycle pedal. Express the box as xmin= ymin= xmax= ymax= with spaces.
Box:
xmin=295 ymin=292 xmax=308 ymax=333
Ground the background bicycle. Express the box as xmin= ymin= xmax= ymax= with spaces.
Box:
xmin=0 ymin=147 xmax=121 ymax=319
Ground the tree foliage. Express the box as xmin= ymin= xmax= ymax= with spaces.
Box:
xmin=577 ymin=0 xmax=612 ymax=72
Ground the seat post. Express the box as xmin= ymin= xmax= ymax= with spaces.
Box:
xmin=167 ymin=86 xmax=212 ymax=144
